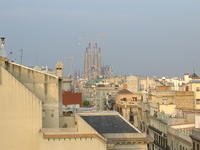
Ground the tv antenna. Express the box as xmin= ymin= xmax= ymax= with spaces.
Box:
xmin=19 ymin=49 xmax=23 ymax=64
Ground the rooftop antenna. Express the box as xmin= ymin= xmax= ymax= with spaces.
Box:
xmin=19 ymin=48 xmax=23 ymax=64
xmin=193 ymin=66 xmax=195 ymax=73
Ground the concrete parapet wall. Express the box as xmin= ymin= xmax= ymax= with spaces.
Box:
xmin=3 ymin=61 xmax=62 ymax=128
xmin=0 ymin=67 xmax=42 ymax=150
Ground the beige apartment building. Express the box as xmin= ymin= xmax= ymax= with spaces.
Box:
xmin=149 ymin=86 xmax=195 ymax=113
xmin=182 ymin=80 xmax=200 ymax=109
xmin=147 ymin=109 xmax=196 ymax=150
xmin=191 ymin=129 xmax=200 ymax=150
xmin=190 ymin=110 xmax=200 ymax=150
xmin=95 ymin=86 xmax=119 ymax=110
xmin=79 ymin=78 xmax=120 ymax=110
xmin=115 ymin=88 xmax=142 ymax=127
xmin=134 ymin=85 xmax=197 ymax=150
xmin=125 ymin=76 xmax=161 ymax=93
xmin=167 ymin=124 xmax=193 ymax=150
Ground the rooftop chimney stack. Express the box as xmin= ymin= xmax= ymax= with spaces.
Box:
xmin=0 ymin=37 xmax=7 ymax=58
xmin=0 ymin=37 xmax=5 ymax=44
xmin=56 ymin=62 xmax=64 ymax=78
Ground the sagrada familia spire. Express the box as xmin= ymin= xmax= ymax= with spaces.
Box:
xmin=84 ymin=42 xmax=102 ymax=79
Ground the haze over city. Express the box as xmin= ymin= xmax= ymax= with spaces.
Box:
xmin=2 ymin=1 xmax=200 ymax=150
xmin=1 ymin=0 xmax=200 ymax=76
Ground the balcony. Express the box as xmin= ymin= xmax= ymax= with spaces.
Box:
xmin=190 ymin=129 xmax=200 ymax=141
xmin=168 ymin=127 xmax=192 ymax=144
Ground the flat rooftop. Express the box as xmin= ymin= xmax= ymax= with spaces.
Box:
xmin=81 ymin=115 xmax=139 ymax=134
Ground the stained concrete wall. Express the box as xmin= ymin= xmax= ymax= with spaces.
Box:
xmin=0 ymin=67 xmax=42 ymax=150
xmin=0 ymin=66 xmax=107 ymax=150
xmin=4 ymin=61 xmax=62 ymax=128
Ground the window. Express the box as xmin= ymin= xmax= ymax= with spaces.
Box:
xmin=163 ymin=139 xmax=166 ymax=148
xmin=154 ymin=133 xmax=158 ymax=143
xmin=159 ymin=136 xmax=161 ymax=145
xmin=196 ymin=87 xmax=200 ymax=92
xmin=130 ymin=108 xmax=134 ymax=122
xmin=193 ymin=142 xmax=195 ymax=150
xmin=196 ymin=99 xmax=200 ymax=104
xmin=132 ymin=97 xmax=137 ymax=101
xmin=186 ymin=86 xmax=189 ymax=91
xmin=42 ymin=110 xmax=46 ymax=118
xmin=162 ymin=97 xmax=167 ymax=104
xmin=121 ymin=98 xmax=127 ymax=101
xmin=171 ymin=141 xmax=173 ymax=150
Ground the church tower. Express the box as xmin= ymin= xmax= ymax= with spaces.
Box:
xmin=84 ymin=42 xmax=102 ymax=79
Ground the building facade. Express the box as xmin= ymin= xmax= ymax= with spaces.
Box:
xmin=190 ymin=110 xmax=200 ymax=150
xmin=115 ymin=89 xmax=142 ymax=127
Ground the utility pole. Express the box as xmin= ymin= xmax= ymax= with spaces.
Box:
xmin=19 ymin=49 xmax=23 ymax=64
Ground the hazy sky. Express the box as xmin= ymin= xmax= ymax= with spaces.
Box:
xmin=1 ymin=0 xmax=200 ymax=76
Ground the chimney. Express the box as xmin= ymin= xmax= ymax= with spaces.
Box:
xmin=0 ymin=37 xmax=5 ymax=45
xmin=55 ymin=62 xmax=64 ymax=78
xmin=0 ymin=37 xmax=7 ymax=58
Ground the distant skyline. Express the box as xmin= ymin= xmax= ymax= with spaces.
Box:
xmin=1 ymin=0 xmax=200 ymax=77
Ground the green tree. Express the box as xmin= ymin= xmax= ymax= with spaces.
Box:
xmin=83 ymin=100 xmax=91 ymax=107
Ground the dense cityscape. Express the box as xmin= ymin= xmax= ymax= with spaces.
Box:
xmin=1 ymin=1 xmax=200 ymax=150
xmin=0 ymin=37 xmax=200 ymax=150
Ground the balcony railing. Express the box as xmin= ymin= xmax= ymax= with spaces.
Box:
xmin=168 ymin=127 xmax=192 ymax=143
